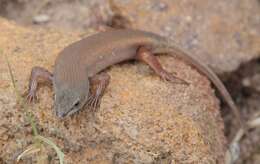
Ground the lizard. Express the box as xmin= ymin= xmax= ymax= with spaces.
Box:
xmin=26 ymin=29 xmax=245 ymax=130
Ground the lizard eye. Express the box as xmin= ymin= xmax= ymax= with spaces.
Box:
xmin=74 ymin=101 xmax=80 ymax=107
xmin=72 ymin=99 xmax=80 ymax=108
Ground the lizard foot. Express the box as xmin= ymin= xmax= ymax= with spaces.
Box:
xmin=159 ymin=70 xmax=189 ymax=85
xmin=86 ymin=94 xmax=101 ymax=112
xmin=25 ymin=91 xmax=38 ymax=103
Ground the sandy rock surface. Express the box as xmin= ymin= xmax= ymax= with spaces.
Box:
xmin=0 ymin=18 xmax=226 ymax=163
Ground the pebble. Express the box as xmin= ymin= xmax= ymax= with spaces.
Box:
xmin=33 ymin=14 xmax=50 ymax=24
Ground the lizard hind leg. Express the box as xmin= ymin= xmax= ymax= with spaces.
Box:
xmin=86 ymin=72 xmax=110 ymax=111
xmin=135 ymin=46 xmax=189 ymax=85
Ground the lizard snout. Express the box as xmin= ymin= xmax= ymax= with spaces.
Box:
xmin=56 ymin=111 xmax=66 ymax=118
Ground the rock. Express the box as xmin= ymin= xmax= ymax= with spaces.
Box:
xmin=109 ymin=0 xmax=260 ymax=73
xmin=0 ymin=17 xmax=225 ymax=163
xmin=242 ymin=74 xmax=260 ymax=92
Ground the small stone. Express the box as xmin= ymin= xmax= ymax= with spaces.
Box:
xmin=33 ymin=14 xmax=50 ymax=24
xmin=152 ymin=2 xmax=168 ymax=12
xmin=185 ymin=16 xmax=192 ymax=22
xmin=242 ymin=78 xmax=251 ymax=87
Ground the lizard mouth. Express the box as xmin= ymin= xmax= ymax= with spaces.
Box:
xmin=55 ymin=107 xmax=79 ymax=118
xmin=66 ymin=108 xmax=80 ymax=117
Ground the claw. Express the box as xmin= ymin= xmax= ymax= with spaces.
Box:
xmin=160 ymin=71 xmax=189 ymax=85
xmin=26 ymin=91 xmax=38 ymax=103
xmin=86 ymin=94 xmax=101 ymax=112
xmin=86 ymin=84 xmax=104 ymax=111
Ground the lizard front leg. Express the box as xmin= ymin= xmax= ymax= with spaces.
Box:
xmin=86 ymin=72 xmax=110 ymax=111
xmin=27 ymin=66 xmax=53 ymax=103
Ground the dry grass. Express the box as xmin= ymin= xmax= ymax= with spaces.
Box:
xmin=2 ymin=49 xmax=64 ymax=164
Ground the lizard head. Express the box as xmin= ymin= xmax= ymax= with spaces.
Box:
xmin=53 ymin=83 xmax=89 ymax=118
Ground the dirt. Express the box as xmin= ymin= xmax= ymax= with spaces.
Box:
xmin=0 ymin=0 xmax=260 ymax=163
